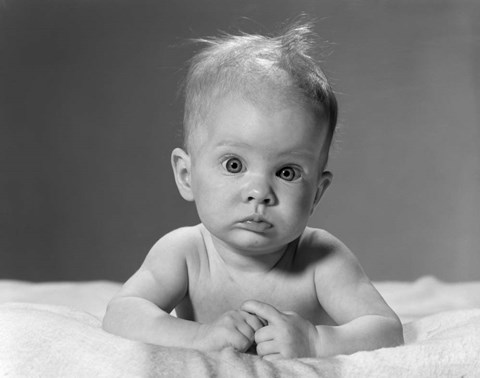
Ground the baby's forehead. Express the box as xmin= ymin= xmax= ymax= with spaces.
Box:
xmin=195 ymin=94 xmax=319 ymax=136
xmin=193 ymin=94 xmax=328 ymax=152
xmin=185 ymin=72 xmax=328 ymax=152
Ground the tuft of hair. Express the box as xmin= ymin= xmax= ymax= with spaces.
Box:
xmin=182 ymin=20 xmax=338 ymax=159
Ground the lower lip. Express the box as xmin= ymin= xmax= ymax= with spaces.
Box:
xmin=238 ymin=220 xmax=273 ymax=233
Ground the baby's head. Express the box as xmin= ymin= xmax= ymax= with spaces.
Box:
xmin=173 ymin=22 xmax=338 ymax=251
xmin=182 ymin=21 xmax=337 ymax=166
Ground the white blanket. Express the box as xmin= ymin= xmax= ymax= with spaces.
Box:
xmin=1 ymin=277 xmax=479 ymax=377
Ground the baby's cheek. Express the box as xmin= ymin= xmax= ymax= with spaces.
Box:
xmin=296 ymin=190 xmax=316 ymax=213
xmin=283 ymin=198 xmax=312 ymax=234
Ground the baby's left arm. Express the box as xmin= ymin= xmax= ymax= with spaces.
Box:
xmin=242 ymin=231 xmax=403 ymax=359
xmin=309 ymin=231 xmax=404 ymax=357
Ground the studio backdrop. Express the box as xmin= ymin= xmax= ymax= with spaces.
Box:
xmin=1 ymin=0 xmax=479 ymax=282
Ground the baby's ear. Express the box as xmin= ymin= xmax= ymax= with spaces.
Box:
xmin=171 ymin=148 xmax=194 ymax=201
xmin=311 ymin=171 xmax=333 ymax=214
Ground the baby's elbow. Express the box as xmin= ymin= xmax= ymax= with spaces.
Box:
xmin=387 ymin=315 xmax=404 ymax=347
xmin=102 ymin=303 xmax=115 ymax=333
xmin=102 ymin=315 xmax=113 ymax=334
xmin=102 ymin=298 xmax=124 ymax=334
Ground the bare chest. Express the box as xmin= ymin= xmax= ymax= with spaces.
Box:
xmin=176 ymin=266 xmax=333 ymax=325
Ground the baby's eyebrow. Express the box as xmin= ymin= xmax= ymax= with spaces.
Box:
xmin=216 ymin=141 xmax=316 ymax=161
xmin=274 ymin=149 xmax=319 ymax=162
xmin=216 ymin=140 xmax=314 ymax=154
xmin=215 ymin=140 xmax=251 ymax=148
xmin=282 ymin=149 xmax=315 ymax=158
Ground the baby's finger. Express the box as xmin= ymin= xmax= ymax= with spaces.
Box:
xmin=254 ymin=325 xmax=275 ymax=344
xmin=263 ymin=354 xmax=283 ymax=361
xmin=229 ymin=331 xmax=253 ymax=353
xmin=235 ymin=321 xmax=255 ymax=340
xmin=241 ymin=300 xmax=282 ymax=325
xmin=241 ymin=311 xmax=265 ymax=331
xmin=256 ymin=340 xmax=278 ymax=357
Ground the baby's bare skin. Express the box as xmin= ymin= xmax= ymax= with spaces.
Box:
xmin=176 ymin=225 xmax=335 ymax=326
xmin=104 ymin=224 xmax=403 ymax=358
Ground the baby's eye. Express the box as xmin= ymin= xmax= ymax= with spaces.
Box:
xmin=277 ymin=167 xmax=301 ymax=182
xmin=222 ymin=157 xmax=244 ymax=174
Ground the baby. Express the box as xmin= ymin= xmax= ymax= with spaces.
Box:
xmin=103 ymin=22 xmax=403 ymax=359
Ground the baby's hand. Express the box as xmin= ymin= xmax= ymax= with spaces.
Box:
xmin=194 ymin=309 xmax=264 ymax=352
xmin=241 ymin=300 xmax=319 ymax=359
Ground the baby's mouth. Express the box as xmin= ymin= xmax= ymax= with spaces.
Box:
xmin=238 ymin=214 xmax=273 ymax=232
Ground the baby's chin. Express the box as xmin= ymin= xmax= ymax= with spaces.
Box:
xmin=218 ymin=230 xmax=292 ymax=254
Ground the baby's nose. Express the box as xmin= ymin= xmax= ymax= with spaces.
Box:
xmin=243 ymin=178 xmax=276 ymax=205
xmin=247 ymin=191 xmax=273 ymax=205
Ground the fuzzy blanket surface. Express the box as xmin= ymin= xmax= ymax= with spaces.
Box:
xmin=1 ymin=277 xmax=479 ymax=377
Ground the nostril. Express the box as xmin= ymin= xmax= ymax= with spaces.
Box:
xmin=248 ymin=196 xmax=271 ymax=204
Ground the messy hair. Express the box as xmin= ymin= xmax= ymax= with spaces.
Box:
xmin=182 ymin=20 xmax=338 ymax=162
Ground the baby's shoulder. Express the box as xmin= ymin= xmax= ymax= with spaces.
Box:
xmin=146 ymin=224 xmax=204 ymax=261
xmin=299 ymin=227 xmax=344 ymax=251
xmin=296 ymin=227 xmax=354 ymax=265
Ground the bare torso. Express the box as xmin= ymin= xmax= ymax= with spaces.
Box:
xmin=175 ymin=225 xmax=335 ymax=326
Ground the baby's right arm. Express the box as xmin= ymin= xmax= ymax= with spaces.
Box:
xmin=102 ymin=227 xmax=262 ymax=352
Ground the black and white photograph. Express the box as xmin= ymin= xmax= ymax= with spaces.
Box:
xmin=1 ymin=0 xmax=479 ymax=376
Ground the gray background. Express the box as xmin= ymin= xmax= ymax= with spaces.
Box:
xmin=1 ymin=0 xmax=479 ymax=282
